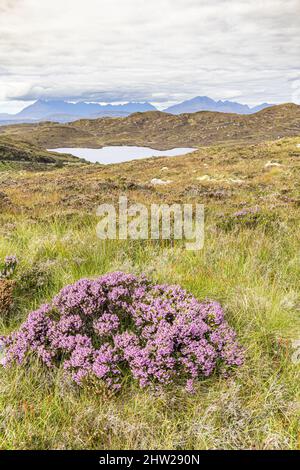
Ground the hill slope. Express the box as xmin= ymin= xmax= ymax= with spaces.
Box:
xmin=0 ymin=136 xmax=299 ymax=449
xmin=0 ymin=136 xmax=82 ymax=167
xmin=1 ymin=103 xmax=299 ymax=150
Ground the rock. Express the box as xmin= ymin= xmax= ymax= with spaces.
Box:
xmin=264 ymin=161 xmax=282 ymax=168
xmin=196 ymin=175 xmax=211 ymax=181
xmin=228 ymin=178 xmax=244 ymax=184
xmin=150 ymin=178 xmax=172 ymax=185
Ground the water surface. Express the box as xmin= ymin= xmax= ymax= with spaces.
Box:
xmin=48 ymin=146 xmax=197 ymax=164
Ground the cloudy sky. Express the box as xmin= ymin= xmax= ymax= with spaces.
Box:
xmin=0 ymin=0 xmax=299 ymax=113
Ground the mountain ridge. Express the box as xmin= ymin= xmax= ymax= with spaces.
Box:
xmin=0 ymin=100 xmax=157 ymax=124
xmin=164 ymin=96 xmax=273 ymax=115
xmin=0 ymin=96 xmax=275 ymax=125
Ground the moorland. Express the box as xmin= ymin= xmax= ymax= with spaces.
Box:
xmin=0 ymin=104 xmax=299 ymax=450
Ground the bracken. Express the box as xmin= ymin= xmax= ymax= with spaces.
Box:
xmin=0 ymin=279 xmax=15 ymax=317
xmin=0 ymin=272 xmax=244 ymax=392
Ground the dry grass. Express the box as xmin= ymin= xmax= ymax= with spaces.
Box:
xmin=0 ymin=136 xmax=299 ymax=449
xmin=0 ymin=104 xmax=299 ymax=150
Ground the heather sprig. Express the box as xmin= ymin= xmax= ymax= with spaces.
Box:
xmin=0 ymin=272 xmax=244 ymax=392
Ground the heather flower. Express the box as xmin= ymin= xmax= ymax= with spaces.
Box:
xmin=233 ymin=206 xmax=260 ymax=218
xmin=93 ymin=313 xmax=120 ymax=336
xmin=0 ymin=272 xmax=244 ymax=392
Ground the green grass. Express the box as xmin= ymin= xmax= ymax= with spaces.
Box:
xmin=0 ymin=136 xmax=299 ymax=449
xmin=0 ymin=212 xmax=299 ymax=450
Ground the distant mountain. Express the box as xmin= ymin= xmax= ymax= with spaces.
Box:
xmin=164 ymin=96 xmax=273 ymax=115
xmin=0 ymin=96 xmax=276 ymax=126
xmin=0 ymin=100 xmax=157 ymax=124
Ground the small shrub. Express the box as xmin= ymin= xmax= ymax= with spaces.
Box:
xmin=217 ymin=207 xmax=279 ymax=232
xmin=16 ymin=260 xmax=55 ymax=295
xmin=0 ymin=272 xmax=244 ymax=392
xmin=0 ymin=255 xmax=18 ymax=280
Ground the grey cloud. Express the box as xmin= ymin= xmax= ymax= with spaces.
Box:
xmin=0 ymin=0 xmax=299 ymax=110
xmin=0 ymin=0 xmax=21 ymax=12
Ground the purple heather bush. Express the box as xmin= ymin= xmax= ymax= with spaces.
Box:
xmin=0 ymin=272 xmax=244 ymax=392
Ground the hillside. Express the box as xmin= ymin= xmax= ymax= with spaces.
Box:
xmin=0 ymin=136 xmax=82 ymax=168
xmin=1 ymin=135 xmax=300 ymax=450
xmin=0 ymin=136 xmax=298 ymax=213
xmin=0 ymin=104 xmax=299 ymax=151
